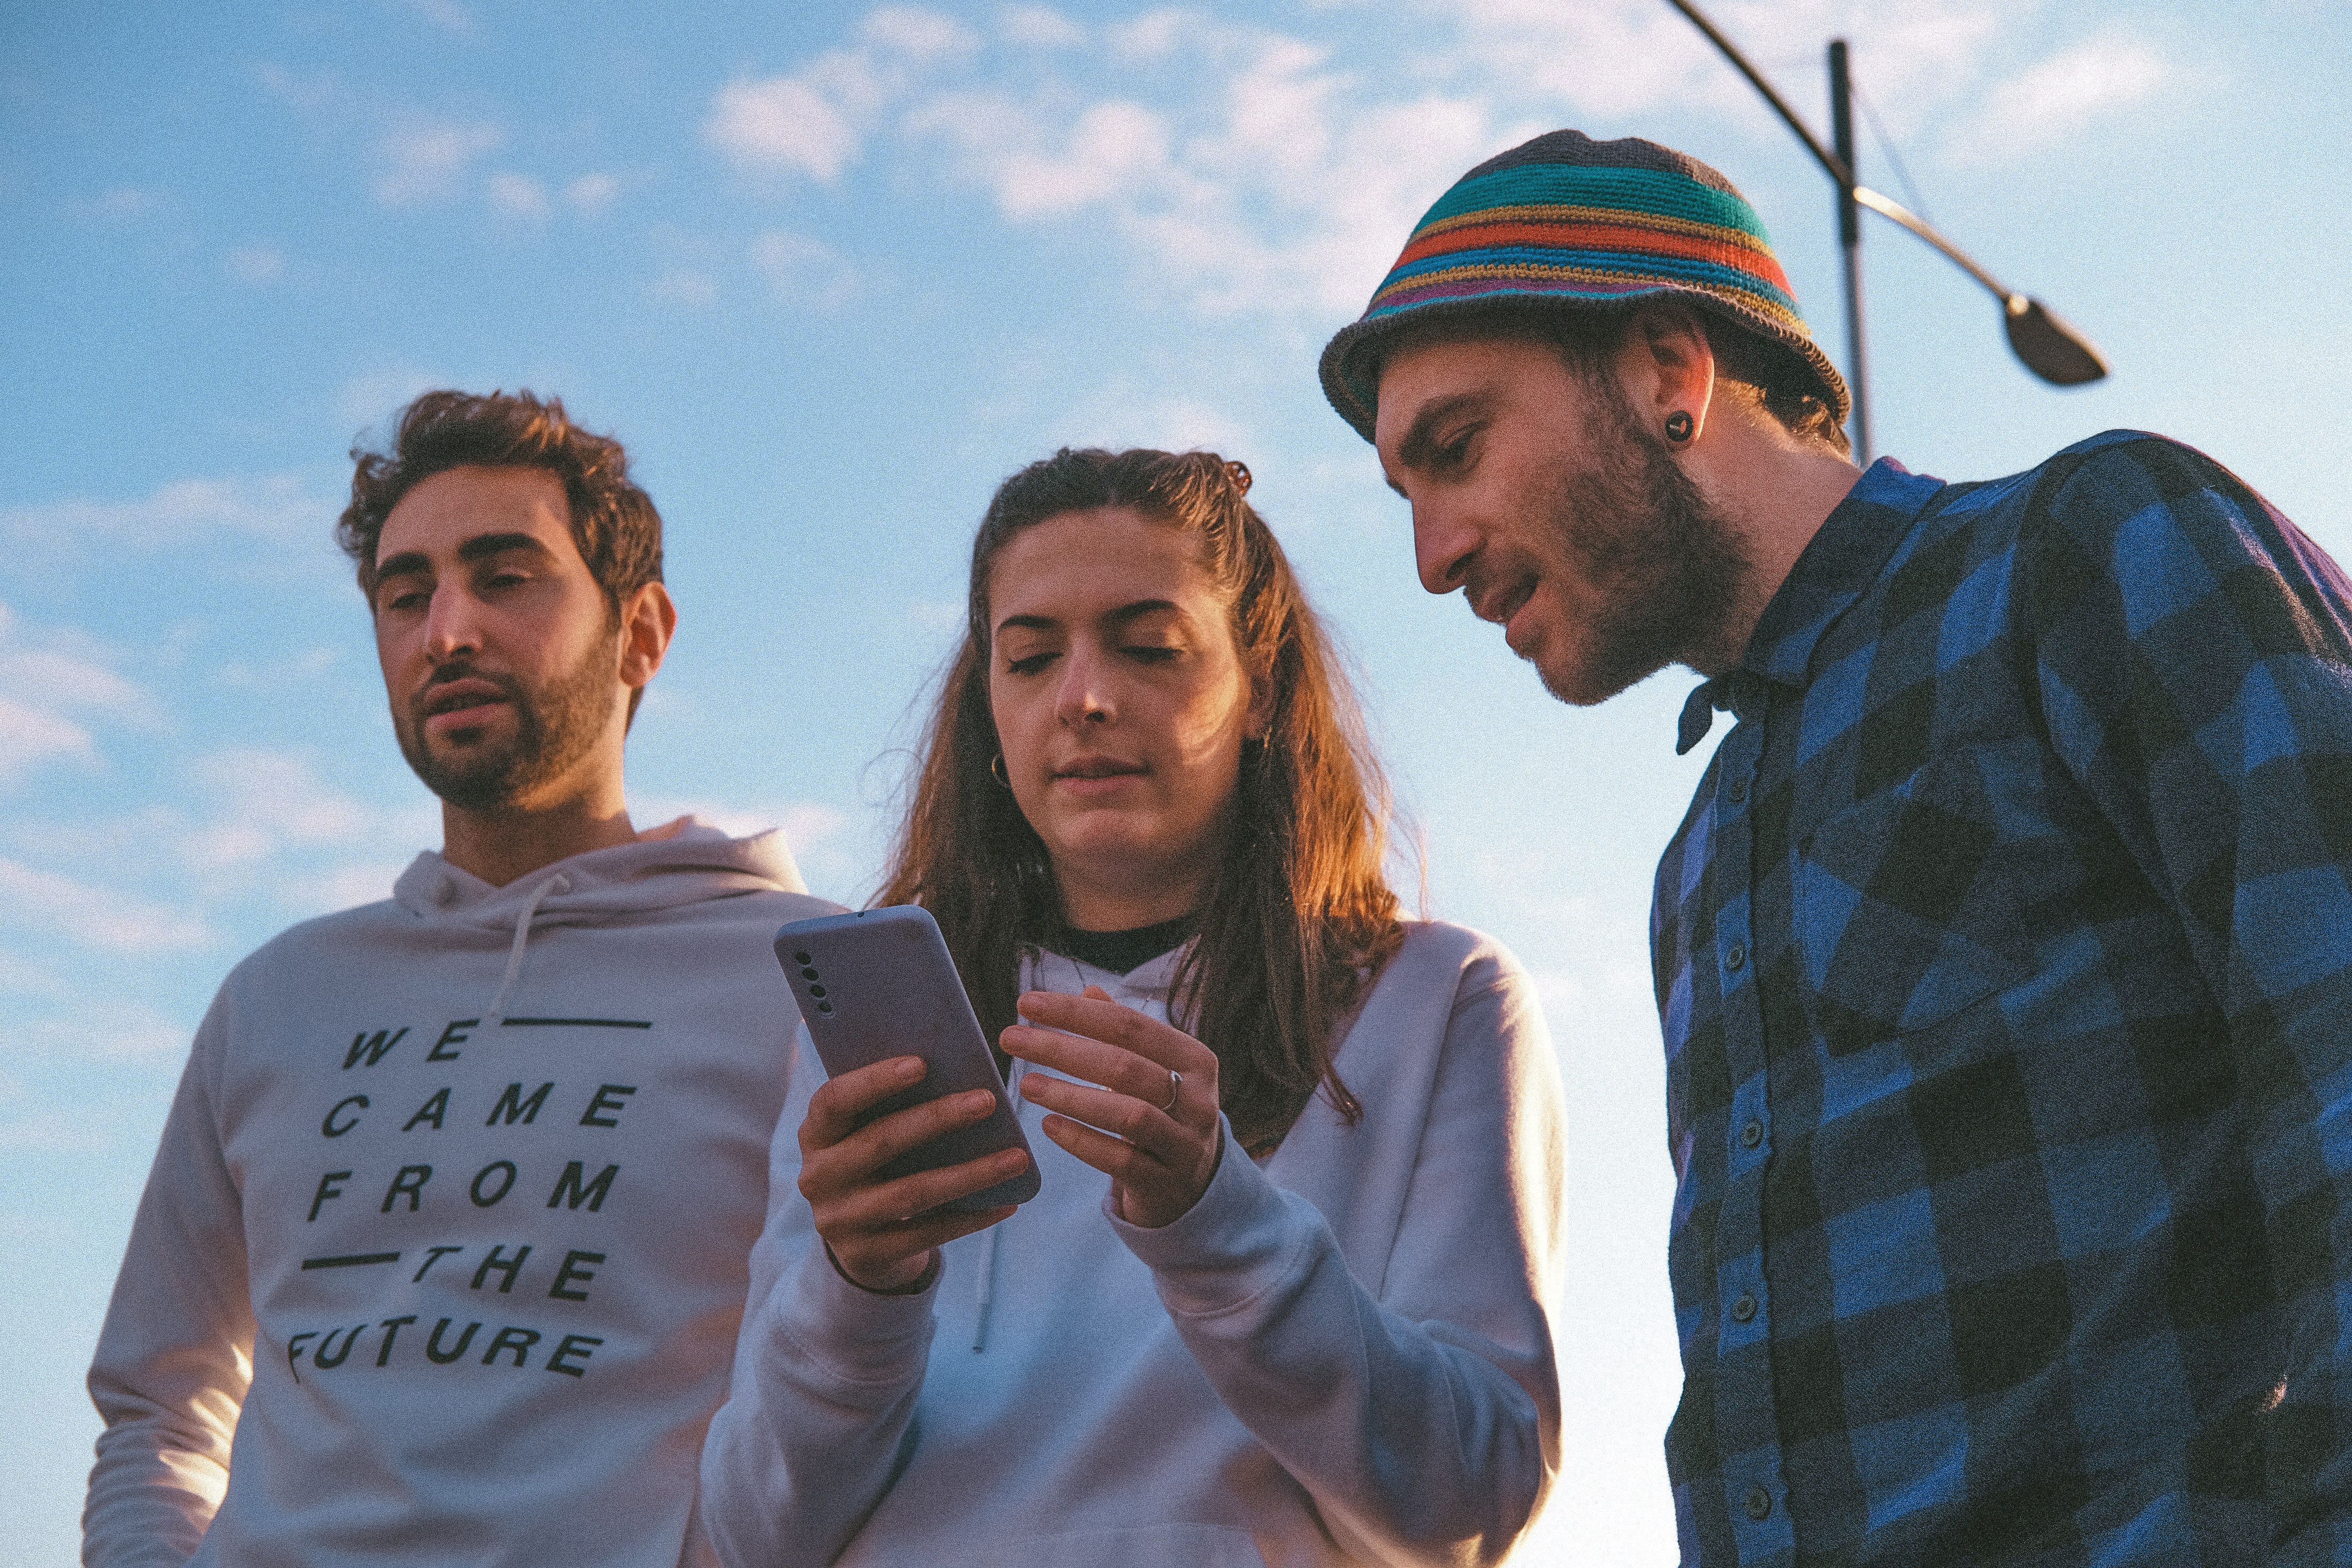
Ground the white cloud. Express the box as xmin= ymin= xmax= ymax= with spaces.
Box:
xmin=1107 ymin=9 xmax=1189 ymax=60
xmin=373 ymin=117 xmax=502 ymax=205
xmin=226 ymin=244 xmax=284 ymax=283
xmin=0 ymin=698 xmax=95 ymax=782
xmin=1 ymin=474 xmax=328 ymax=550
xmin=0 ymin=1106 xmax=118 ymax=1154
xmin=719 ymin=10 xmax=1481 ymax=313
xmin=487 ymin=171 xmax=551 ymax=220
xmin=0 ymin=605 xmax=161 ymax=727
xmin=707 ymin=76 xmax=864 ymax=181
xmin=1436 ymin=0 xmax=2024 ymax=130
xmin=906 ymin=19 xmax=1494 ymax=315
xmin=0 ymin=738 xmax=432 ymax=933
xmin=214 ymin=643 xmax=341 ymax=692
xmin=704 ymin=5 xmax=979 ymax=181
xmin=179 ymin=749 xmax=378 ymax=872
xmin=1961 ymin=28 xmax=2171 ymax=159
xmin=565 ymin=172 xmax=620 ymax=214
xmin=698 ymin=0 xmax=2113 ymax=323
xmin=0 ymin=859 xmax=212 ymax=954
xmin=862 ymin=3 xmax=977 ymax=58
xmin=1000 ymin=4 xmax=1084 ymax=48
xmin=14 ymin=655 xmax=148 ymax=718
xmin=20 ymin=1000 xmax=193 ymax=1065
xmin=276 ymin=861 xmax=411 ymax=916
xmin=754 ymin=230 xmax=861 ymax=308
xmin=0 ymin=605 xmax=164 ymax=785
xmin=999 ymin=100 xmax=1174 ymax=219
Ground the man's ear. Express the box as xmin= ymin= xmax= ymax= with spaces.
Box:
xmin=617 ymin=581 xmax=678 ymax=693
xmin=1614 ymin=300 xmax=1718 ymax=445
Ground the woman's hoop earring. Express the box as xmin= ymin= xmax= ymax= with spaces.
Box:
xmin=990 ymin=754 xmax=1010 ymax=788
xmin=1664 ymin=411 xmax=1694 ymax=444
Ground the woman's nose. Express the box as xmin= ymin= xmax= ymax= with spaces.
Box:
xmin=1054 ymin=648 xmax=1114 ymax=725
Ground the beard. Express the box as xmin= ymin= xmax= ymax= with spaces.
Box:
xmin=394 ymin=630 xmax=618 ymax=812
xmin=1531 ymin=375 xmax=1751 ymax=704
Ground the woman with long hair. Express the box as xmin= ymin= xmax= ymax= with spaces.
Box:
xmin=699 ymin=448 xmax=1565 ymax=1567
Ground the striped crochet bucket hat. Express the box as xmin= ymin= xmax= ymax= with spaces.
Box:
xmin=1319 ymin=130 xmax=1848 ymax=442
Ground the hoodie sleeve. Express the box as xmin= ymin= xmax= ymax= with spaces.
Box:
xmin=84 ymin=991 xmax=255 ymax=1568
xmin=1110 ymin=942 xmax=1567 ymax=1567
xmin=690 ymin=1028 xmax=941 ymax=1568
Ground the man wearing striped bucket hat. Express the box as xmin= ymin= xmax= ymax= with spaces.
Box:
xmin=1327 ymin=130 xmax=2352 ymax=1564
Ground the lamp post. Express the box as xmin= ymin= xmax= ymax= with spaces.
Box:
xmin=1828 ymin=39 xmax=1869 ymax=460
xmin=1664 ymin=0 xmax=2107 ymax=463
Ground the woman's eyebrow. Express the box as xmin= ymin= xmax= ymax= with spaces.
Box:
xmin=995 ymin=612 xmax=1059 ymax=636
xmin=1103 ymin=599 xmax=1182 ymax=630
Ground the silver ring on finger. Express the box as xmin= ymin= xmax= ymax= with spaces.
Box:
xmin=1156 ymin=1068 xmax=1181 ymax=1114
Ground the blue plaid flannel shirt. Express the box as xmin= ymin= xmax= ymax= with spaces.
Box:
xmin=1652 ymin=431 xmax=2352 ymax=1565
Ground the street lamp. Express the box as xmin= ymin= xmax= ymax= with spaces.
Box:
xmin=1665 ymin=0 xmax=2108 ymax=462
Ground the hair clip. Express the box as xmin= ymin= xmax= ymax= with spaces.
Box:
xmin=1226 ymin=460 xmax=1252 ymax=495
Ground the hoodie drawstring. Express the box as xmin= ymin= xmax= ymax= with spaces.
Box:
xmin=485 ymin=873 xmax=570 ymax=1026
xmin=972 ymin=1057 xmax=1024 ymax=1352
xmin=971 ymin=1224 xmax=999 ymax=1353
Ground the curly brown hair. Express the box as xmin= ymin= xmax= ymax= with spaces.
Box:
xmin=337 ymin=388 xmax=664 ymax=611
xmin=879 ymin=447 xmax=1406 ymax=1154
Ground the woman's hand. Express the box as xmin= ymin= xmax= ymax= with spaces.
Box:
xmin=1003 ymin=985 xmax=1222 ymax=1229
xmin=796 ymin=1056 xmax=1027 ymax=1292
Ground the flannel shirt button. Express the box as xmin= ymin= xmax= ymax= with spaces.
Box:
xmin=1732 ymin=1293 xmax=1757 ymax=1322
xmin=1744 ymin=1487 xmax=1773 ymax=1520
xmin=1741 ymin=1118 xmax=1764 ymax=1149
xmin=1726 ymin=777 xmax=1748 ymax=804
xmin=1725 ymin=942 xmax=1747 ymax=971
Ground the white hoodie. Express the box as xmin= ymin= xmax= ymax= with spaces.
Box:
xmin=84 ymin=819 xmax=837 ymax=1568
xmin=696 ymin=920 xmax=1566 ymax=1568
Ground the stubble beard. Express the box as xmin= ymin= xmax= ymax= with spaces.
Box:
xmin=1533 ymin=377 xmax=1752 ymax=704
xmin=394 ymin=628 xmax=619 ymax=813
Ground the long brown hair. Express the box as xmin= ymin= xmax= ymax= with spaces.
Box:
xmin=879 ymin=447 xmax=1404 ymax=1152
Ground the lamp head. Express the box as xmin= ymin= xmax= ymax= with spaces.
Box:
xmin=2004 ymin=296 xmax=2108 ymax=386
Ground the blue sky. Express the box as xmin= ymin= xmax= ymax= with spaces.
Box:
xmin=3 ymin=1 xmax=2346 ymax=1560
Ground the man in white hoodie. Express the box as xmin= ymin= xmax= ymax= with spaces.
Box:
xmin=83 ymin=389 xmax=836 ymax=1567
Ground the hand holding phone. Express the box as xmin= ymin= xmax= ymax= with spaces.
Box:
xmin=795 ymin=1057 xmax=1030 ymax=1291
xmin=777 ymin=908 xmax=1039 ymax=1292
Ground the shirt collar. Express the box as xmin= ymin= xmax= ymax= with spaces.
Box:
xmin=1675 ymin=456 xmax=1946 ymax=755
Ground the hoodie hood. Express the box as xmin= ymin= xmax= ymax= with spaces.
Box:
xmin=391 ymin=815 xmax=808 ymax=929
xmin=389 ymin=816 xmax=814 ymax=1026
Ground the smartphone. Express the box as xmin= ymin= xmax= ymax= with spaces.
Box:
xmin=774 ymin=905 xmax=1040 ymax=1212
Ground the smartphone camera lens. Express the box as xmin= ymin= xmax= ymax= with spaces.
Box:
xmin=817 ymin=1001 xmax=834 ymax=1015
xmin=793 ymin=950 xmax=813 ymax=965
xmin=801 ymin=966 xmax=819 ymax=981
xmin=808 ymin=984 xmax=827 ymax=998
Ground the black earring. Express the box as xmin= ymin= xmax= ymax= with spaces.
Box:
xmin=1664 ymin=411 xmax=1694 ymax=444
